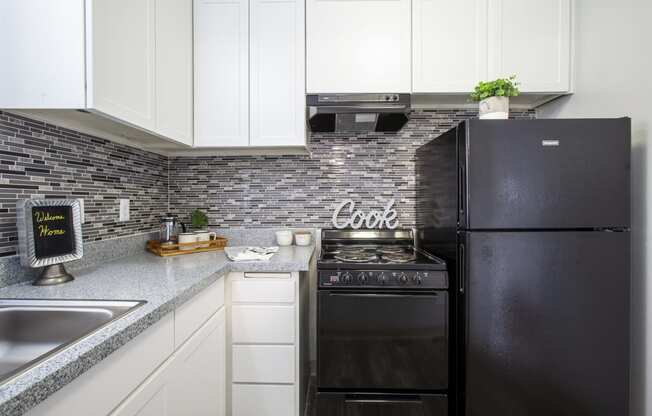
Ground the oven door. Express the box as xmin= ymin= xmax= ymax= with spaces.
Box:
xmin=318 ymin=290 xmax=448 ymax=391
xmin=315 ymin=393 xmax=448 ymax=416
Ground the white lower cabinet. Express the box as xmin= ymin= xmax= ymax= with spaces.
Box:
xmin=232 ymin=345 xmax=295 ymax=384
xmin=26 ymin=271 xmax=310 ymax=416
xmin=27 ymin=277 xmax=226 ymax=416
xmin=112 ymin=308 xmax=226 ymax=416
xmin=231 ymin=304 xmax=295 ymax=344
xmin=28 ymin=314 xmax=175 ymax=416
xmin=228 ymin=271 xmax=309 ymax=416
xmin=168 ymin=308 xmax=226 ymax=415
xmin=232 ymin=384 xmax=295 ymax=416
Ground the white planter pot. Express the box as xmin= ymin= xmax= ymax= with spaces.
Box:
xmin=479 ymin=96 xmax=509 ymax=120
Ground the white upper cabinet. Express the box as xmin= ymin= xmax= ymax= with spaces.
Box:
xmin=306 ymin=0 xmax=411 ymax=93
xmin=156 ymin=0 xmax=194 ymax=145
xmin=0 ymin=0 xmax=194 ymax=147
xmin=194 ymin=0 xmax=306 ymax=148
xmin=89 ymin=0 xmax=157 ymax=131
xmin=0 ymin=0 xmax=86 ymax=108
xmin=488 ymin=0 xmax=572 ymax=93
xmin=194 ymin=0 xmax=249 ymax=147
xmin=250 ymin=0 xmax=305 ymax=146
xmin=412 ymin=0 xmax=488 ymax=93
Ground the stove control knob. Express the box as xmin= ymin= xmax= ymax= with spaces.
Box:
xmin=357 ymin=272 xmax=367 ymax=284
xmin=342 ymin=272 xmax=352 ymax=284
xmin=399 ymin=273 xmax=408 ymax=284
xmin=415 ymin=272 xmax=423 ymax=285
xmin=377 ymin=272 xmax=387 ymax=284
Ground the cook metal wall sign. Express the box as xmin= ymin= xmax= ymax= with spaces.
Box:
xmin=331 ymin=199 xmax=400 ymax=230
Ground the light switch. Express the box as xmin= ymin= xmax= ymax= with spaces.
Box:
xmin=119 ymin=199 xmax=130 ymax=222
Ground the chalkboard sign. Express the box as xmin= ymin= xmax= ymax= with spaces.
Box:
xmin=31 ymin=205 xmax=75 ymax=259
xmin=17 ymin=199 xmax=83 ymax=268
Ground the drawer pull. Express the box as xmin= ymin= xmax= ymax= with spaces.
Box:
xmin=244 ymin=272 xmax=291 ymax=279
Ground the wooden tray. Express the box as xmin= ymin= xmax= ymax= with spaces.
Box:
xmin=147 ymin=237 xmax=228 ymax=257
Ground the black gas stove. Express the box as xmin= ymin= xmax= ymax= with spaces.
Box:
xmin=316 ymin=229 xmax=451 ymax=415
xmin=318 ymin=229 xmax=447 ymax=289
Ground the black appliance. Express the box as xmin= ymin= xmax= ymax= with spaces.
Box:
xmin=316 ymin=229 xmax=450 ymax=415
xmin=416 ymin=118 xmax=631 ymax=416
xmin=306 ymin=94 xmax=410 ymax=133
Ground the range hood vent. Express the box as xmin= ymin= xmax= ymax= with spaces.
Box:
xmin=307 ymin=94 xmax=410 ymax=133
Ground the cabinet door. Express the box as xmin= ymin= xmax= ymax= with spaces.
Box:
xmin=194 ymin=0 xmax=249 ymax=147
xmin=488 ymin=0 xmax=571 ymax=92
xmin=32 ymin=315 xmax=175 ymax=416
xmin=110 ymin=363 xmax=173 ymax=416
xmin=306 ymin=0 xmax=411 ymax=93
xmin=168 ymin=308 xmax=226 ymax=416
xmin=250 ymin=0 xmax=305 ymax=147
xmin=0 ymin=0 xmax=86 ymax=108
xmin=88 ymin=0 xmax=157 ymax=130
xmin=413 ymin=0 xmax=488 ymax=93
xmin=156 ymin=0 xmax=193 ymax=145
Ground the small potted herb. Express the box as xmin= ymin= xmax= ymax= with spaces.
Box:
xmin=190 ymin=209 xmax=215 ymax=247
xmin=470 ymin=76 xmax=520 ymax=119
xmin=190 ymin=209 xmax=209 ymax=230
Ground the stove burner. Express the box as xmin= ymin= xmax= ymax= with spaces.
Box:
xmin=377 ymin=246 xmax=409 ymax=255
xmin=333 ymin=253 xmax=379 ymax=263
xmin=382 ymin=252 xmax=417 ymax=263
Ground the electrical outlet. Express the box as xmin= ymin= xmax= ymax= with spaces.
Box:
xmin=119 ymin=199 xmax=130 ymax=222
xmin=78 ymin=199 xmax=85 ymax=223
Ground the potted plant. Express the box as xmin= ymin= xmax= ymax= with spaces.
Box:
xmin=470 ymin=76 xmax=520 ymax=119
xmin=190 ymin=208 xmax=209 ymax=230
xmin=190 ymin=209 xmax=215 ymax=247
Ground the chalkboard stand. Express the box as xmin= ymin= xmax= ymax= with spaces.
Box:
xmin=34 ymin=263 xmax=74 ymax=286
xmin=17 ymin=199 xmax=83 ymax=286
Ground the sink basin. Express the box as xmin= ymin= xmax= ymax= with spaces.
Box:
xmin=0 ymin=299 xmax=146 ymax=385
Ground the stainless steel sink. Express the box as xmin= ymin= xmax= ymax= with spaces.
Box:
xmin=0 ymin=299 xmax=146 ymax=385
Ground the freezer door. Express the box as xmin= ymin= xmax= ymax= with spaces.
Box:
xmin=462 ymin=231 xmax=630 ymax=416
xmin=464 ymin=118 xmax=630 ymax=229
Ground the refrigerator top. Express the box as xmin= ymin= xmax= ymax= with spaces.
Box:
xmin=415 ymin=118 xmax=631 ymax=238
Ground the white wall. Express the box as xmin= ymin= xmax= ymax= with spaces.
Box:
xmin=537 ymin=1 xmax=652 ymax=414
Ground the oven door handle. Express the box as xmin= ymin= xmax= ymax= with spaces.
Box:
xmin=328 ymin=292 xmax=438 ymax=298
xmin=344 ymin=398 xmax=423 ymax=404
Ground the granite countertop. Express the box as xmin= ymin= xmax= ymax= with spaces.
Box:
xmin=0 ymin=245 xmax=315 ymax=416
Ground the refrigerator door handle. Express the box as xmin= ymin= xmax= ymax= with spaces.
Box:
xmin=459 ymin=165 xmax=466 ymax=220
xmin=459 ymin=243 xmax=465 ymax=294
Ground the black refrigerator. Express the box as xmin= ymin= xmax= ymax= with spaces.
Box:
xmin=416 ymin=118 xmax=630 ymax=416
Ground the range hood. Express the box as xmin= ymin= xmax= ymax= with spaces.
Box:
xmin=307 ymin=94 xmax=410 ymax=133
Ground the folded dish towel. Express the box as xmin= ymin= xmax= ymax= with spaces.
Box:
xmin=225 ymin=246 xmax=279 ymax=261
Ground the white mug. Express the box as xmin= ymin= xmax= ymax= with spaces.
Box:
xmin=294 ymin=232 xmax=312 ymax=246
xmin=275 ymin=230 xmax=293 ymax=246
xmin=194 ymin=230 xmax=217 ymax=248
xmin=178 ymin=232 xmax=198 ymax=250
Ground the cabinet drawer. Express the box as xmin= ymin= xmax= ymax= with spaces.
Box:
xmin=232 ymin=345 xmax=295 ymax=383
xmin=175 ymin=277 xmax=225 ymax=347
xmin=232 ymin=304 xmax=295 ymax=344
xmin=231 ymin=275 xmax=295 ymax=303
xmin=232 ymin=384 xmax=295 ymax=416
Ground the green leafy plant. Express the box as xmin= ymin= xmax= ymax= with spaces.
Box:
xmin=470 ymin=76 xmax=520 ymax=102
xmin=190 ymin=209 xmax=209 ymax=230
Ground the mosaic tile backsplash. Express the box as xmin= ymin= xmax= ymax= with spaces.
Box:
xmin=0 ymin=111 xmax=168 ymax=257
xmin=169 ymin=109 xmax=535 ymax=228
xmin=0 ymin=109 xmax=534 ymax=257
